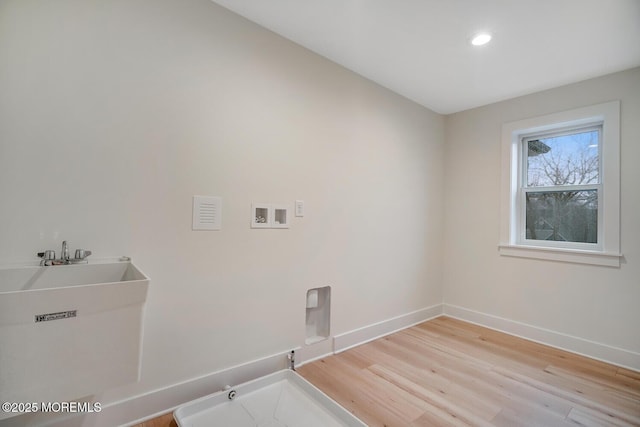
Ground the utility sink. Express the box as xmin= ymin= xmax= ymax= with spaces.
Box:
xmin=0 ymin=260 xmax=149 ymax=418
xmin=0 ymin=260 xmax=147 ymax=292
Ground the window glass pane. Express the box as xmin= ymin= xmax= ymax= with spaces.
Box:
xmin=526 ymin=129 xmax=599 ymax=187
xmin=525 ymin=190 xmax=597 ymax=243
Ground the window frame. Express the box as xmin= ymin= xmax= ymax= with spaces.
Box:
xmin=499 ymin=101 xmax=621 ymax=267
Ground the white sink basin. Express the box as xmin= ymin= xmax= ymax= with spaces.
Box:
xmin=0 ymin=261 xmax=149 ymax=417
xmin=0 ymin=260 xmax=147 ymax=292
xmin=0 ymin=261 xmax=149 ymax=327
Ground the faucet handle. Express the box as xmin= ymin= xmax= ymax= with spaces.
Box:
xmin=37 ymin=250 xmax=56 ymax=260
xmin=37 ymin=250 xmax=56 ymax=265
xmin=74 ymin=249 xmax=92 ymax=259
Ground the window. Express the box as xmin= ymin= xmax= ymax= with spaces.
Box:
xmin=522 ymin=126 xmax=601 ymax=247
xmin=499 ymin=101 xmax=621 ymax=266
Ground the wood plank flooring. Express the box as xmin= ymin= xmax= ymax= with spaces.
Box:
xmin=299 ymin=317 xmax=640 ymax=426
xmin=133 ymin=317 xmax=640 ymax=427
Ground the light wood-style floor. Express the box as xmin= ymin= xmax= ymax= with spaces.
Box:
xmin=133 ymin=317 xmax=640 ymax=427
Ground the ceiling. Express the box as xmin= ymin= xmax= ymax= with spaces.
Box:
xmin=211 ymin=0 xmax=640 ymax=114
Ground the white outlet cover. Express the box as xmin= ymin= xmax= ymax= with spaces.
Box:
xmin=272 ymin=204 xmax=290 ymax=228
xmin=295 ymin=200 xmax=304 ymax=217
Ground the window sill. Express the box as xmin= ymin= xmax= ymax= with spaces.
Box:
xmin=498 ymin=244 xmax=622 ymax=267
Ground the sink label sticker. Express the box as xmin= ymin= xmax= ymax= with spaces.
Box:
xmin=35 ymin=310 xmax=77 ymax=323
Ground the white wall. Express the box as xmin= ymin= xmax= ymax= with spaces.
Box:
xmin=0 ymin=0 xmax=444 ymax=407
xmin=443 ymin=68 xmax=640 ymax=360
xmin=3 ymin=0 xmax=638 ymax=422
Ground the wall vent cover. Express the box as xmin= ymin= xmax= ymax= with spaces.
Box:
xmin=193 ymin=196 xmax=221 ymax=230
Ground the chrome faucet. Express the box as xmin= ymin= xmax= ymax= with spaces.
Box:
xmin=61 ymin=240 xmax=70 ymax=263
xmin=37 ymin=241 xmax=92 ymax=265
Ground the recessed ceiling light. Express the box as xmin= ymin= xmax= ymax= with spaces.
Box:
xmin=471 ymin=33 xmax=492 ymax=46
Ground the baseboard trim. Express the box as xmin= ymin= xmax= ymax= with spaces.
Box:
xmin=297 ymin=337 xmax=334 ymax=367
xmin=443 ymin=304 xmax=640 ymax=372
xmin=333 ymin=304 xmax=444 ymax=354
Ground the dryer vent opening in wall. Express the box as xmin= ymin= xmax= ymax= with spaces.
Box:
xmin=193 ymin=196 xmax=222 ymax=230
xmin=305 ymin=286 xmax=330 ymax=345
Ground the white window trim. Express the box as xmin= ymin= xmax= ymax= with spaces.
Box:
xmin=499 ymin=101 xmax=621 ymax=267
